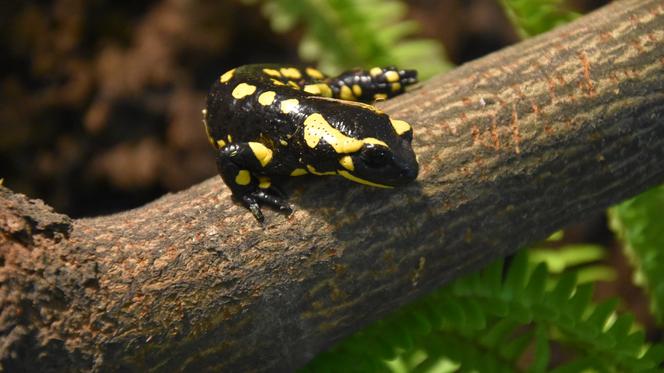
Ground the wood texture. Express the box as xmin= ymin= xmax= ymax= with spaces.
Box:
xmin=1 ymin=0 xmax=663 ymax=371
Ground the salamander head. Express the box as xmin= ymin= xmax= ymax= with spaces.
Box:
xmin=336 ymin=121 xmax=418 ymax=188
xmin=301 ymin=97 xmax=419 ymax=188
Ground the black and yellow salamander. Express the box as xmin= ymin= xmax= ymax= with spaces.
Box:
xmin=203 ymin=64 xmax=419 ymax=222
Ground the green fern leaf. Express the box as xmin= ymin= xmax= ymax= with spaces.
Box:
xmin=524 ymin=262 xmax=548 ymax=304
xmin=641 ymin=344 xmax=664 ymax=367
xmin=605 ymin=313 xmax=634 ymax=343
xmin=586 ymin=299 xmax=618 ymax=334
xmin=530 ymin=324 xmax=550 ymax=373
xmin=549 ymin=271 xmax=577 ymax=307
xmin=420 ymin=299 xmax=445 ymax=331
xmin=253 ymin=0 xmax=450 ymax=78
xmin=503 ymin=253 xmax=529 ymax=301
xmin=566 ymin=283 xmax=593 ymax=320
xmin=406 ymin=310 xmax=433 ymax=337
xmin=484 ymin=259 xmax=505 ymax=296
xmin=500 ymin=329 xmax=534 ymax=361
xmin=458 ymin=298 xmax=487 ymax=330
xmin=609 ymin=184 xmax=664 ymax=324
xmin=499 ymin=0 xmax=579 ymax=38
xmin=301 ymin=251 xmax=664 ymax=372
xmin=437 ymin=294 xmax=466 ymax=327
xmin=548 ymin=357 xmax=598 ymax=373
xmin=478 ymin=319 xmax=519 ymax=349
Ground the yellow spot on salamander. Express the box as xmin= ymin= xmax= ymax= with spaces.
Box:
xmin=235 ymin=170 xmax=251 ymax=186
xmin=338 ymin=170 xmax=392 ymax=188
xmin=248 ymin=142 xmax=273 ymax=167
xmin=303 ymin=84 xmax=333 ymax=97
xmin=258 ymin=176 xmax=271 ymax=189
xmin=370 ymin=67 xmax=383 ymax=76
xmin=384 ymin=70 xmax=400 ymax=82
xmin=318 ymin=84 xmax=333 ymax=97
xmin=339 ymin=85 xmax=354 ymax=100
xmin=279 ymin=139 xmax=288 ymax=146
xmin=201 ymin=109 xmax=215 ymax=146
xmin=280 ymin=98 xmax=299 ymax=114
xmin=216 ymin=139 xmax=226 ymax=148
xmin=307 ymin=165 xmax=337 ymax=176
xmin=258 ymin=91 xmax=276 ymax=106
xmin=305 ymin=67 xmax=324 ymax=79
xmin=352 ymin=84 xmax=362 ymax=97
xmin=280 ymin=67 xmax=302 ymax=79
xmin=390 ymin=119 xmax=411 ymax=135
xmin=391 ymin=82 xmax=401 ymax=92
xmin=227 ymin=134 xmax=233 ymax=142
xmin=304 ymin=84 xmax=321 ymax=95
xmin=263 ymin=68 xmax=281 ymax=77
xmin=303 ymin=113 xmax=390 ymax=153
xmin=363 ymin=137 xmax=389 ymax=147
xmin=339 ymin=155 xmax=354 ymax=171
xmin=304 ymin=113 xmax=363 ymax=153
xmin=232 ymin=83 xmax=257 ymax=99
xmin=271 ymin=79 xmax=285 ymax=86
xmin=374 ymin=93 xmax=387 ymax=101
xmin=220 ymin=69 xmax=235 ymax=83
xmin=288 ymin=81 xmax=301 ymax=89
xmin=205 ymin=132 xmax=215 ymax=146
xmin=290 ymin=168 xmax=308 ymax=176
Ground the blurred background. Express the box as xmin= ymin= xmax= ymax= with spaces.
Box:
xmin=0 ymin=0 xmax=607 ymax=218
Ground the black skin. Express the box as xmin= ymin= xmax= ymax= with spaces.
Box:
xmin=205 ymin=64 xmax=419 ymax=222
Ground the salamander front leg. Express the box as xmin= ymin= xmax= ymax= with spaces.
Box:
xmin=216 ymin=143 xmax=292 ymax=222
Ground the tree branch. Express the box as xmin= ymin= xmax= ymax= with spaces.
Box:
xmin=1 ymin=0 xmax=663 ymax=371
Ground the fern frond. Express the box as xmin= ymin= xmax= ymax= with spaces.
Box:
xmin=499 ymin=0 xmax=579 ymax=38
xmin=527 ymin=245 xmax=616 ymax=284
xmin=251 ymin=0 xmax=450 ymax=79
xmin=300 ymin=253 xmax=663 ymax=372
xmin=609 ymin=185 xmax=664 ymax=324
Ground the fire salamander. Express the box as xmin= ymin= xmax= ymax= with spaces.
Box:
xmin=204 ymin=64 xmax=419 ymax=222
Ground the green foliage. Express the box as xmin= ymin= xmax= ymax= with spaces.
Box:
xmin=499 ymin=0 xmax=579 ymax=38
xmin=244 ymin=0 xmax=450 ymax=79
xmin=301 ymin=252 xmax=663 ymax=372
xmin=609 ymin=185 xmax=664 ymax=324
xmin=527 ymin=245 xmax=616 ymax=284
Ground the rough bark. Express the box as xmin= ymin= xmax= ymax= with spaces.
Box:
xmin=1 ymin=0 xmax=663 ymax=371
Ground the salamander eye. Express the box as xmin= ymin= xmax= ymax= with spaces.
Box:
xmin=361 ymin=145 xmax=390 ymax=168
